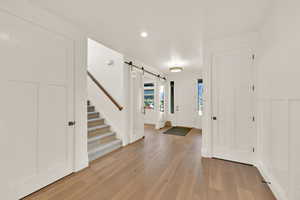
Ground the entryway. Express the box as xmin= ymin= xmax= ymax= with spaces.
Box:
xmin=168 ymin=72 xmax=203 ymax=129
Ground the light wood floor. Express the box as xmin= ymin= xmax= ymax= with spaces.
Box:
xmin=24 ymin=125 xmax=276 ymax=200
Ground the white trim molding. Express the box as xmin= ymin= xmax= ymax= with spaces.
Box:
xmin=255 ymin=162 xmax=287 ymax=200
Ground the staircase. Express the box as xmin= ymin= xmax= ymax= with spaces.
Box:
xmin=87 ymin=100 xmax=122 ymax=161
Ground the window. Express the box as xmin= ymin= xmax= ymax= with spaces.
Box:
xmin=159 ymin=86 xmax=165 ymax=112
xmin=144 ymin=83 xmax=154 ymax=109
xmin=170 ymin=81 xmax=174 ymax=114
xmin=198 ymin=79 xmax=204 ymax=116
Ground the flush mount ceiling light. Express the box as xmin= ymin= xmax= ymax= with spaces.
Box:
xmin=140 ymin=32 xmax=148 ymax=38
xmin=169 ymin=67 xmax=183 ymax=73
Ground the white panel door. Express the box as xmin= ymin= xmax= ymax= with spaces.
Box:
xmin=0 ymin=11 xmax=74 ymax=199
xmin=130 ymin=70 xmax=145 ymax=143
xmin=212 ymin=49 xmax=255 ymax=164
xmin=174 ymin=79 xmax=196 ymax=127
xmin=290 ymin=100 xmax=300 ymax=200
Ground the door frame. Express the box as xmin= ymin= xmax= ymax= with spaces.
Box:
xmin=210 ymin=48 xmax=257 ymax=165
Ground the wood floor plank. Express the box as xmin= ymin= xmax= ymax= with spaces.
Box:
xmin=24 ymin=125 xmax=276 ymax=200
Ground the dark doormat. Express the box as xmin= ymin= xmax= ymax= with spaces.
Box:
xmin=163 ymin=127 xmax=192 ymax=136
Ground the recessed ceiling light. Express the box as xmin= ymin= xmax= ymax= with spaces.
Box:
xmin=169 ymin=67 xmax=183 ymax=73
xmin=140 ymin=32 xmax=148 ymax=38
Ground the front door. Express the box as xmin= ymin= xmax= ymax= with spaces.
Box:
xmin=0 ymin=11 xmax=74 ymax=199
xmin=174 ymin=79 xmax=196 ymax=127
xmin=212 ymin=49 xmax=255 ymax=164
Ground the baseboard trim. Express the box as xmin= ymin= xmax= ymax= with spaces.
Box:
xmin=129 ymin=136 xmax=145 ymax=145
xmin=255 ymin=162 xmax=287 ymax=200
xmin=213 ymin=157 xmax=253 ymax=166
xmin=144 ymin=123 xmax=155 ymax=126
xmin=201 ymin=147 xmax=211 ymax=158
xmin=74 ymin=159 xmax=89 ymax=172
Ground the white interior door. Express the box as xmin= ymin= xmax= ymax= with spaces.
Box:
xmin=130 ymin=70 xmax=145 ymax=143
xmin=174 ymin=79 xmax=196 ymax=127
xmin=212 ymin=49 xmax=255 ymax=164
xmin=0 ymin=11 xmax=74 ymax=199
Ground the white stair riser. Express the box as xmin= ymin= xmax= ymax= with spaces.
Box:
xmin=88 ymin=135 xmax=116 ymax=151
xmin=88 ymin=141 xmax=122 ymax=161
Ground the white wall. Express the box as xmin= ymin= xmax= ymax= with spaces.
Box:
xmin=88 ymin=39 xmax=124 ymax=104
xmin=87 ymin=39 xmax=130 ymax=145
xmin=256 ymin=1 xmax=300 ymax=199
xmin=167 ymin=71 xmax=202 ymax=128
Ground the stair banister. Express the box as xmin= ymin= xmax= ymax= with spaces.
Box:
xmin=87 ymin=70 xmax=124 ymax=111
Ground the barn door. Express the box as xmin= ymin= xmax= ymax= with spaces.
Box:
xmin=129 ymin=69 xmax=145 ymax=143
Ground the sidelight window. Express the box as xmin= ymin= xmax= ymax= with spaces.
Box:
xmin=198 ymin=79 xmax=204 ymax=116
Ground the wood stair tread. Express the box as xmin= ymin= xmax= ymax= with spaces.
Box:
xmin=88 ymin=111 xmax=99 ymax=115
xmin=88 ymin=124 xmax=110 ymax=132
xmin=88 ymin=117 xmax=104 ymax=122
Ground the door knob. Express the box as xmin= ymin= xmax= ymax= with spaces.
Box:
xmin=68 ymin=121 xmax=76 ymax=126
xmin=212 ymin=116 xmax=217 ymax=120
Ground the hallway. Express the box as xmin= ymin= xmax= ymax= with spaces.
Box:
xmin=24 ymin=126 xmax=275 ymax=200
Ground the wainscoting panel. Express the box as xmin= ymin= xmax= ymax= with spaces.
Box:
xmin=289 ymin=100 xmax=300 ymax=200
xmin=257 ymin=98 xmax=300 ymax=200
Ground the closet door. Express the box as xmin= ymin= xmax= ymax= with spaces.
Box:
xmin=212 ymin=49 xmax=255 ymax=164
xmin=0 ymin=10 xmax=75 ymax=199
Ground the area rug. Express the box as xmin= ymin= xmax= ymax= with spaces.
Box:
xmin=163 ymin=127 xmax=192 ymax=136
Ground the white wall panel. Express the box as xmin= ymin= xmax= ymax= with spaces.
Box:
xmin=289 ymin=100 xmax=300 ymax=200
xmin=0 ymin=81 xmax=38 ymax=187
xmin=270 ymin=100 xmax=289 ymax=197
xmin=39 ymin=85 xmax=69 ymax=171
xmin=258 ymin=99 xmax=300 ymax=200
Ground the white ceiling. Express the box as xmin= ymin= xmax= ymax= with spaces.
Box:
xmin=30 ymin=0 xmax=271 ymax=74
